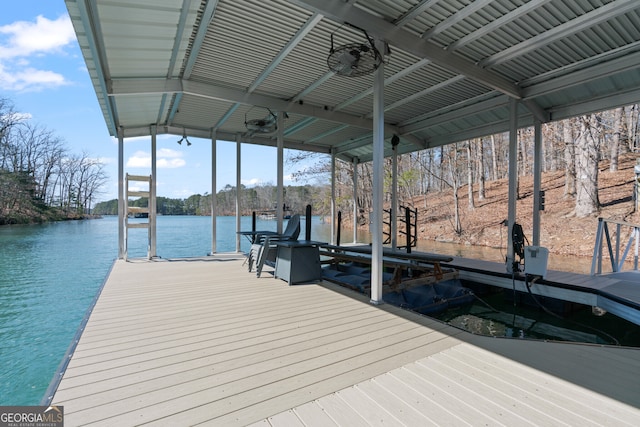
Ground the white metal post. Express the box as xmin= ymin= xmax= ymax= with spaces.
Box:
xmin=277 ymin=112 xmax=284 ymax=234
xmin=353 ymin=157 xmax=358 ymax=244
xmin=236 ymin=134 xmax=242 ymax=252
xmin=370 ymin=40 xmax=385 ymax=305
xmin=210 ymin=129 xmax=217 ymax=255
xmin=507 ymin=98 xmax=519 ymax=272
xmin=330 ymin=149 xmax=336 ymax=245
xmin=532 ymin=119 xmax=542 ymax=247
xmin=150 ymin=125 xmax=157 ymax=259
xmin=391 ymin=143 xmax=398 ymax=250
xmin=118 ymin=127 xmax=125 ymax=259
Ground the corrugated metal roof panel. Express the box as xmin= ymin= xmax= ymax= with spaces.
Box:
xmin=67 ymin=0 xmax=640 ymax=161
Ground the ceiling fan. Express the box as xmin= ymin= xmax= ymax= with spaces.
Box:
xmin=245 ymin=107 xmax=278 ymax=134
xmin=327 ymin=24 xmax=387 ymax=77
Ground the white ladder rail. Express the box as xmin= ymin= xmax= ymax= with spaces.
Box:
xmin=124 ymin=174 xmax=154 ymax=260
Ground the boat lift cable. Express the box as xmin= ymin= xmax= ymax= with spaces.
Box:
xmin=509 ymin=223 xmax=619 ymax=345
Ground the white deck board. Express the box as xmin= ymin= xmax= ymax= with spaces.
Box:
xmin=51 ymin=257 xmax=640 ymax=426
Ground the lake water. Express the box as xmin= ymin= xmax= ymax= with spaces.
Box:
xmin=1 ymin=215 xmax=638 ymax=405
xmin=0 ymin=215 xmax=332 ymax=405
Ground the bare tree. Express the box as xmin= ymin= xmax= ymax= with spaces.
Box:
xmin=610 ymin=107 xmax=624 ymax=171
xmin=563 ymin=119 xmax=576 ymax=198
xmin=477 ymin=138 xmax=486 ymax=200
xmin=574 ymin=115 xmax=600 ymax=217
xmin=490 ymin=134 xmax=499 ymax=181
xmin=466 ymin=141 xmax=475 ymax=209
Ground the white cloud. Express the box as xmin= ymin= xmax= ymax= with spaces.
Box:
xmin=0 ymin=15 xmax=75 ymax=58
xmin=0 ymin=15 xmax=75 ymax=91
xmin=126 ymin=150 xmax=186 ymax=169
xmin=0 ymin=65 xmax=67 ymax=91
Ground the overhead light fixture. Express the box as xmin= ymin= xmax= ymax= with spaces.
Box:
xmin=177 ymin=129 xmax=191 ymax=146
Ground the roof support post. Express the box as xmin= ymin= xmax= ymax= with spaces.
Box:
xmin=117 ymin=127 xmax=125 ymax=259
xmin=210 ymin=129 xmax=217 ymax=255
xmin=150 ymin=125 xmax=157 ymax=258
xmin=277 ymin=112 xmax=285 ymax=234
xmin=371 ymin=39 xmax=386 ymax=305
xmin=506 ymin=98 xmax=519 ymax=273
xmin=353 ymin=157 xmax=359 ymax=244
xmin=532 ymin=119 xmax=542 ymax=246
xmin=330 ymin=148 xmax=336 ymax=245
xmin=236 ymin=134 xmax=242 ymax=253
xmin=391 ymin=140 xmax=398 ymax=250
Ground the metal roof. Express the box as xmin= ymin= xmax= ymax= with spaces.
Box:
xmin=65 ymin=0 xmax=640 ymax=162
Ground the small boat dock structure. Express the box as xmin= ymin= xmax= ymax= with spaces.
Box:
xmin=443 ymin=254 xmax=640 ymax=327
xmin=318 ymin=243 xmax=640 ymax=326
xmin=47 ymin=256 xmax=640 ymax=425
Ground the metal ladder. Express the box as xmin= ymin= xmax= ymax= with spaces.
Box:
xmin=125 ymin=174 xmax=154 ymax=260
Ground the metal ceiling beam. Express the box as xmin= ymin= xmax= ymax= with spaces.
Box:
xmin=549 ymin=87 xmax=640 ymax=122
xmin=288 ymin=0 xmax=523 ymax=100
xmin=522 ymin=49 xmax=640 ymax=99
xmin=394 ymin=0 xmax=439 ymax=27
xmin=161 ymin=0 xmax=195 ymax=126
xmin=109 ymin=77 xmax=403 ymax=134
xmin=369 ymin=75 xmax=466 ymax=118
xmin=283 ymin=4 xmax=434 ymax=139
xmin=183 ymin=0 xmax=220 ymax=79
xmin=447 ymin=0 xmax=552 ymax=51
xmin=399 ymin=95 xmax=508 ymax=135
xmin=480 ymin=0 xmax=640 ymax=68
xmin=73 ymin=0 xmax=117 ymax=135
xmin=284 ymin=59 xmax=431 ymax=137
xmin=421 ymin=0 xmax=489 ymax=39
xmin=119 ymin=125 xmax=331 ymax=154
xmin=214 ymin=12 xmax=324 ymax=130
xmin=166 ymin=0 xmax=219 ymax=125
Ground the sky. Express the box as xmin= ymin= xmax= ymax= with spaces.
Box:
xmin=0 ymin=1 xmax=325 ymax=203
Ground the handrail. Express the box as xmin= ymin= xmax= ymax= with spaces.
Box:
xmin=591 ymin=217 xmax=640 ymax=275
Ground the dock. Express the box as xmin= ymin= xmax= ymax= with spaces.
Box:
xmin=442 ymin=255 xmax=640 ymax=326
xmin=49 ymin=256 xmax=640 ymax=426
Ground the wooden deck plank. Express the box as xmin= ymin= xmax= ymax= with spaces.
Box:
xmin=311 ymin=394 xmax=370 ymax=427
xmin=262 ymin=410 xmax=305 ymax=427
xmin=385 ymin=360 xmax=500 ymax=426
xmin=82 ymin=329 xmax=456 ymax=426
xmin=53 ymin=258 xmax=466 ymax=426
xmin=53 ymin=310 xmax=394 ymax=401
xmin=275 ymin=340 xmax=639 ymax=427
xmin=290 ymin=401 xmax=339 ymax=427
xmin=444 ymin=344 xmax=637 ymax=426
xmin=364 ymin=371 xmax=471 ymax=426
xmin=55 ymin=321 xmax=429 ymax=409
xmin=51 ymin=257 xmax=640 ymax=426
xmin=352 ymin=377 xmax=439 ymax=426
xmin=329 ymin=386 xmax=404 ymax=426
xmin=423 ymin=349 xmax=591 ymax=426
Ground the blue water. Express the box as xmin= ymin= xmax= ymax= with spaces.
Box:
xmin=0 ymin=215 xmax=332 ymax=405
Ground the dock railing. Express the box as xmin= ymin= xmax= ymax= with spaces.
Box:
xmin=591 ymin=217 xmax=640 ymax=275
